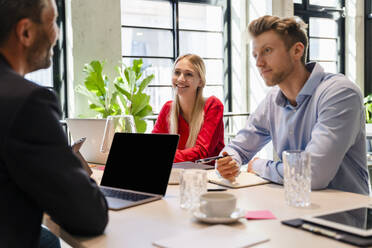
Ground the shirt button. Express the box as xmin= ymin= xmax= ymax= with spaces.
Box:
xmin=293 ymin=109 xmax=296 ymax=113
xmin=289 ymin=130 xmax=293 ymax=135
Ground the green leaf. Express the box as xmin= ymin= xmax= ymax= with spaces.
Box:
xmin=366 ymin=105 xmax=372 ymax=123
xmin=115 ymin=76 xmax=131 ymax=93
xmin=132 ymin=59 xmax=143 ymax=79
xmin=83 ymin=61 xmax=106 ymax=98
xmin=368 ymin=104 xmax=372 ymax=114
xmin=364 ymin=94 xmax=372 ymax=104
xmin=89 ymin=104 xmax=106 ymax=115
xmin=114 ymin=84 xmax=132 ymax=101
xmin=124 ymin=68 xmax=136 ymax=96
xmin=134 ymin=116 xmax=147 ymax=133
xmin=117 ymin=94 xmax=129 ymax=114
xmin=138 ymin=74 xmax=154 ymax=93
xmin=136 ymin=105 xmax=152 ymax=118
xmin=136 ymin=72 xmax=143 ymax=82
xmin=75 ymin=85 xmax=104 ymax=107
xmin=130 ymin=92 xmax=150 ymax=116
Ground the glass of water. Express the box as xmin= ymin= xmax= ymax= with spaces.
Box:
xmin=179 ymin=169 xmax=207 ymax=212
xmin=283 ymin=150 xmax=311 ymax=207
xmin=100 ymin=115 xmax=136 ymax=153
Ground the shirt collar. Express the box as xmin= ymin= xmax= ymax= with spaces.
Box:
xmin=275 ymin=62 xmax=325 ymax=107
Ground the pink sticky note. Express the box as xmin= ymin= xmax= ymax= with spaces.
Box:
xmin=97 ymin=165 xmax=105 ymax=171
xmin=245 ymin=210 xmax=276 ymax=220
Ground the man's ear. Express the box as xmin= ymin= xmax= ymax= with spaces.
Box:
xmin=15 ymin=18 xmax=37 ymax=47
xmin=291 ymin=42 xmax=305 ymax=62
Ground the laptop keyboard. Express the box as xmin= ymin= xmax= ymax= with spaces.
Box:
xmin=100 ymin=187 xmax=153 ymax=202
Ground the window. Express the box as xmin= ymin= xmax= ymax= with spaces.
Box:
xmin=294 ymin=0 xmax=345 ymax=74
xmin=24 ymin=0 xmax=68 ymax=118
xmin=366 ymin=0 xmax=372 ymax=95
xmin=120 ymin=0 xmax=228 ymax=114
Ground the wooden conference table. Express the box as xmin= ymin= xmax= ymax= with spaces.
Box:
xmin=45 ymin=168 xmax=372 ymax=248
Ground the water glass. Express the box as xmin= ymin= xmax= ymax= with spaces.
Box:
xmin=283 ymin=150 xmax=311 ymax=207
xmin=179 ymin=169 xmax=207 ymax=211
xmin=100 ymin=115 xmax=136 ymax=153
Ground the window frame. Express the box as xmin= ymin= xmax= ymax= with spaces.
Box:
xmin=53 ymin=0 xmax=68 ymax=118
xmin=365 ymin=0 xmax=372 ymax=95
xmin=120 ymin=0 xmax=232 ymax=113
xmin=294 ymin=0 xmax=345 ymax=74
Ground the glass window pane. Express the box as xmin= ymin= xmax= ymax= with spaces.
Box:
xmin=122 ymin=28 xmax=173 ymax=57
xmin=309 ymin=17 xmax=338 ymax=38
xmin=204 ymin=85 xmax=223 ymax=101
xmin=25 ymin=66 xmax=53 ymax=87
xmin=179 ymin=31 xmax=223 ymax=58
xmin=316 ymin=61 xmax=338 ymax=73
xmin=121 ymin=0 xmax=172 ymax=28
xmin=310 ymin=0 xmax=339 ymax=7
xmin=145 ymin=86 xmax=173 ymax=113
xmin=123 ymin=58 xmax=173 ymax=85
xmin=179 ymin=3 xmax=223 ymax=32
xmin=309 ymin=38 xmax=337 ymax=61
xmin=204 ymin=59 xmax=223 ymax=84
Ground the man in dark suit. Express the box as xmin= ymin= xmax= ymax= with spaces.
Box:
xmin=0 ymin=0 xmax=109 ymax=247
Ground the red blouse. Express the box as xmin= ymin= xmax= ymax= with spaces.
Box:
xmin=152 ymin=96 xmax=225 ymax=162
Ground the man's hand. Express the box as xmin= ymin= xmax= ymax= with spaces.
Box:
xmin=248 ymin=157 xmax=259 ymax=173
xmin=216 ymin=152 xmax=240 ymax=182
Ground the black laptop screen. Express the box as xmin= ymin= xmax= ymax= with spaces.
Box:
xmin=100 ymin=133 xmax=179 ymax=196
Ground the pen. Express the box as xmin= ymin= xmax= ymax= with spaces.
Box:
xmin=195 ymin=155 xmax=231 ymax=164
xmin=207 ymin=188 xmax=227 ymax=191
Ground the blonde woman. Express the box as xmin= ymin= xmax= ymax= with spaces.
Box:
xmin=152 ymin=54 xmax=224 ymax=162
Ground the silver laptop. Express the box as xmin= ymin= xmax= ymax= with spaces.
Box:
xmin=99 ymin=132 xmax=179 ymax=210
xmin=66 ymin=118 xmax=108 ymax=164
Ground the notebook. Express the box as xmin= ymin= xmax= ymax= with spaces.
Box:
xmin=153 ymin=224 xmax=269 ymax=248
xmin=207 ymin=171 xmax=270 ymax=188
xmin=66 ymin=118 xmax=108 ymax=164
xmin=99 ymin=132 xmax=179 ymax=210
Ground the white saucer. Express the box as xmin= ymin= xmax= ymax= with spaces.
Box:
xmin=193 ymin=208 xmax=245 ymax=224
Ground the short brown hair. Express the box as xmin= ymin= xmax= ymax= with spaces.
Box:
xmin=0 ymin=0 xmax=46 ymax=46
xmin=248 ymin=15 xmax=308 ymax=64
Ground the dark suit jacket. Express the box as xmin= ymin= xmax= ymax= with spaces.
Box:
xmin=0 ymin=54 xmax=108 ymax=247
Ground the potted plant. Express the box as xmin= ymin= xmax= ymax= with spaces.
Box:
xmin=75 ymin=59 xmax=154 ymax=133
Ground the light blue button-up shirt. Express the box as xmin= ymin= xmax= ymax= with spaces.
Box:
xmin=223 ymin=63 xmax=370 ymax=195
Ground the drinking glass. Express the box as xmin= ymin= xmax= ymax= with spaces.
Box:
xmin=283 ymin=150 xmax=311 ymax=207
xmin=100 ymin=115 xmax=136 ymax=153
xmin=179 ymin=169 xmax=207 ymax=212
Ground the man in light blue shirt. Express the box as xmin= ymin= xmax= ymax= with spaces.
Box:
xmin=217 ymin=15 xmax=369 ymax=195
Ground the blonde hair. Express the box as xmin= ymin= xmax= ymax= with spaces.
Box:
xmin=169 ymin=54 xmax=206 ymax=148
xmin=248 ymin=15 xmax=308 ymax=64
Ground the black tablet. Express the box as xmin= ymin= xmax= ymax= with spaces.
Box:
xmin=303 ymin=206 xmax=372 ymax=237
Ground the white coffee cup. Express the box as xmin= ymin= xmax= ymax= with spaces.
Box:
xmin=199 ymin=192 xmax=237 ymax=217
